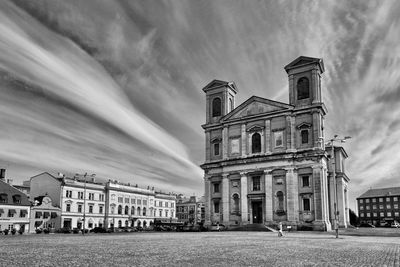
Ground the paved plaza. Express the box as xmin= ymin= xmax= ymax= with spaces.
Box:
xmin=1 ymin=231 xmax=399 ymax=267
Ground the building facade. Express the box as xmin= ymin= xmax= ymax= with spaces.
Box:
xmin=176 ymin=195 xmax=205 ymax=225
xmin=30 ymin=195 xmax=61 ymax=233
xmin=30 ymin=172 xmax=176 ymax=231
xmin=201 ymin=56 xmax=350 ymax=230
xmin=357 ymin=187 xmax=400 ymax=226
xmin=0 ymin=177 xmax=31 ymax=233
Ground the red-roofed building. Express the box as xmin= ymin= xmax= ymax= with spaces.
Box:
xmin=0 ymin=172 xmax=31 ymax=234
xmin=357 ymin=187 xmax=400 ymax=226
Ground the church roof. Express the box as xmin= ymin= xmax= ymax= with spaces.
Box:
xmin=357 ymin=187 xmax=400 ymax=199
xmin=222 ymin=95 xmax=293 ymax=121
xmin=284 ymin=56 xmax=325 ymax=74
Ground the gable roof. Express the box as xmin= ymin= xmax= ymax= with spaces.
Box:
xmin=202 ymin=79 xmax=238 ymax=93
xmin=222 ymin=96 xmax=293 ymax=121
xmin=284 ymin=56 xmax=325 ymax=74
xmin=357 ymin=187 xmax=400 ymax=199
xmin=0 ymin=179 xmax=31 ymax=206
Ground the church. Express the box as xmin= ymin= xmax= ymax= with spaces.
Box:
xmin=200 ymin=56 xmax=350 ymax=231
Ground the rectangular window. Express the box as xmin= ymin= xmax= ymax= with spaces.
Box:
xmin=372 ymin=198 xmax=376 ymax=203
xmin=387 ymin=204 xmax=391 ymax=209
xmin=78 ymin=192 xmax=84 ymax=199
xmin=66 ymin=204 xmax=71 ymax=212
xmin=373 ymin=213 xmax=377 ymax=217
xmin=125 ymin=198 xmax=129 ymax=203
xmin=394 ymin=197 xmax=398 ymax=202
xmin=366 ymin=213 xmax=370 ymax=217
xmin=213 ymin=183 xmax=220 ymax=193
xmin=214 ymin=201 xmax=220 ymax=213
xmin=165 ymin=210 xmax=168 ymax=217
xmin=394 ymin=204 xmax=398 ymax=209
xmin=379 ymin=198 xmax=383 ymax=202
xmin=99 ymin=194 xmax=104 ymax=201
xmin=99 ymin=206 xmax=103 ymax=214
xmin=66 ymin=190 xmax=72 ymax=198
xmin=360 ymin=206 xmax=364 ymax=210
xmin=137 ymin=199 xmax=142 ymax=205
xmin=360 ymin=212 xmax=364 ymax=217
xmin=386 ymin=197 xmax=391 ymax=202
xmin=303 ymin=198 xmax=310 ymax=211
xmin=89 ymin=206 xmax=93 ymax=214
xmin=143 ymin=200 xmax=147 ymax=206
xmin=380 ymin=212 xmax=384 ymax=217
xmin=301 ymin=130 xmax=308 ymax=144
xmin=274 ymin=131 xmax=283 ymax=147
xmin=89 ymin=193 xmax=94 ymax=200
xmin=171 ymin=203 xmax=174 ymax=208
xmin=366 ymin=199 xmax=370 ymax=203
xmin=302 ymin=176 xmax=310 ymax=187
xmin=366 ymin=205 xmax=370 ymax=210
xmin=214 ymin=143 xmax=220 ymax=156
xmin=252 ymin=176 xmax=261 ymax=191
xmin=78 ymin=204 xmax=82 ymax=213
xmin=387 ymin=211 xmax=392 ymax=217
xmin=379 ymin=205 xmax=384 ymax=209
xmin=159 ymin=201 xmax=162 ymax=207
xmin=165 ymin=202 xmax=168 ymax=208
xmin=131 ymin=198 xmax=136 ymax=204
xmin=372 ymin=205 xmax=377 ymax=210
xmin=395 ymin=212 xmax=399 ymax=217
xmin=159 ymin=210 xmax=162 ymax=217
xmin=359 ymin=199 xmax=363 ymax=204
xmin=118 ymin=197 xmax=123 ymax=203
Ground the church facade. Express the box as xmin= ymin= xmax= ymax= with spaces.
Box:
xmin=201 ymin=56 xmax=350 ymax=231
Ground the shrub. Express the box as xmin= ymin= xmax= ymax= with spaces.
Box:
xmin=43 ymin=228 xmax=50 ymax=234
xmin=72 ymin=228 xmax=80 ymax=234
xmin=11 ymin=228 xmax=17 ymax=235
xmin=35 ymin=228 xmax=43 ymax=234
xmin=18 ymin=229 xmax=24 ymax=235
xmin=3 ymin=229 xmax=9 ymax=235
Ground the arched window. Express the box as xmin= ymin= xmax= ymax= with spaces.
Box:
xmin=143 ymin=207 xmax=147 ymax=216
xmin=143 ymin=221 xmax=147 ymax=228
xmin=125 ymin=220 xmax=129 ymax=226
xmin=131 ymin=206 xmax=135 ymax=215
xmin=277 ymin=191 xmax=284 ymax=210
xmin=252 ymin=133 xmax=261 ymax=153
xmin=125 ymin=206 xmax=129 ymax=215
xmin=212 ymin=98 xmax=221 ymax=117
xmin=118 ymin=220 xmax=122 ymax=228
xmin=137 ymin=207 xmax=141 ymax=216
xmin=232 ymin=193 xmax=240 ymax=214
xmin=118 ymin=205 xmax=122 ymax=215
xmin=297 ymin=77 xmax=310 ymax=100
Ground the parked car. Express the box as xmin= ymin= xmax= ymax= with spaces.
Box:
xmin=358 ymin=223 xmax=375 ymax=228
xmin=209 ymin=224 xmax=227 ymax=231
xmin=391 ymin=221 xmax=400 ymax=228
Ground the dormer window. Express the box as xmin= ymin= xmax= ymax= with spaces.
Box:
xmin=297 ymin=77 xmax=310 ymax=100
xmin=212 ymin=97 xmax=222 ymax=117
xmin=12 ymin=194 xmax=21 ymax=204
xmin=0 ymin=193 xmax=7 ymax=203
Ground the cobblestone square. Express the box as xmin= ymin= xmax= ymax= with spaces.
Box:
xmin=1 ymin=231 xmax=399 ymax=266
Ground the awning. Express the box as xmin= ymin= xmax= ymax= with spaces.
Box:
xmin=0 ymin=209 xmax=4 ymax=214
xmin=35 ymin=221 xmax=43 ymax=227
xmin=43 ymin=212 xmax=50 ymax=218
xmin=20 ymin=210 xmax=28 ymax=215
xmin=8 ymin=209 xmax=16 ymax=214
xmin=50 ymin=212 xmax=57 ymax=218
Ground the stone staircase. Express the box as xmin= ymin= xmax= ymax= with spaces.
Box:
xmin=230 ymin=223 xmax=276 ymax=232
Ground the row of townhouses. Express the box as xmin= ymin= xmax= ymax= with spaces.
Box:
xmin=0 ymin=171 xmax=177 ymax=233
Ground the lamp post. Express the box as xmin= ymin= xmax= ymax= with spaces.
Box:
xmin=82 ymin=173 xmax=87 ymax=235
xmin=327 ymin=135 xmax=351 ymax=238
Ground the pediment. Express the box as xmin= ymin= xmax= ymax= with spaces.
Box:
xmin=223 ymin=96 xmax=293 ymax=121
xmin=284 ymin=56 xmax=324 ymax=73
xmin=202 ymin=79 xmax=238 ymax=93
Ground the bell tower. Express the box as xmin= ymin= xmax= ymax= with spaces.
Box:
xmin=284 ymin=56 xmax=325 ymax=108
xmin=202 ymin=80 xmax=238 ymax=124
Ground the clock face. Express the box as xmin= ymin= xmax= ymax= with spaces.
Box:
xmin=43 ymin=197 xmax=50 ymax=204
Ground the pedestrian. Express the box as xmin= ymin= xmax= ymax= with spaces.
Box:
xmin=216 ymin=222 xmax=220 ymax=232
xmin=278 ymin=222 xmax=283 ymax=237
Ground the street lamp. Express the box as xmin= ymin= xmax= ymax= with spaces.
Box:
xmin=82 ymin=173 xmax=87 ymax=235
xmin=326 ymin=135 xmax=351 ymax=238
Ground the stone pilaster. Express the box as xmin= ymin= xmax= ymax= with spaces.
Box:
xmin=289 ymin=74 xmax=294 ymax=105
xmin=222 ymin=174 xmax=230 ymax=224
xmin=240 ymin=172 xmax=248 ymax=224
xmin=285 ymin=167 xmax=299 ymax=222
xmin=204 ymin=175 xmax=211 ymax=225
xmin=312 ymin=165 xmax=323 ymax=221
xmin=241 ymin=124 xmax=247 ymax=156
xmin=264 ymin=169 xmax=273 ymax=222
xmin=222 ymin=127 xmax=228 ymax=159
xmin=337 ymin=178 xmax=347 ymax=228
xmin=265 ymin=120 xmax=271 ymax=153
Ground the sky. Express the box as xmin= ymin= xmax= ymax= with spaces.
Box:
xmin=1 ymin=0 xmax=400 ymax=209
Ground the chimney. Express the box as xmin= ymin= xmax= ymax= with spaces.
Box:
xmin=0 ymin=169 xmax=5 ymax=180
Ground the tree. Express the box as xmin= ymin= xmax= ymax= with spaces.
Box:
xmin=349 ymin=209 xmax=359 ymax=226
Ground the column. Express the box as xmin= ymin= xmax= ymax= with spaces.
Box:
xmin=285 ymin=167 xmax=299 ymax=222
xmin=336 ymin=178 xmax=346 ymax=227
xmin=222 ymin=127 xmax=228 ymax=159
xmin=321 ymin=166 xmax=331 ymax=227
xmin=240 ymin=172 xmax=248 ymax=224
xmin=328 ymin=173 xmax=335 ymax=226
xmin=264 ymin=120 xmax=271 ymax=153
xmin=204 ymin=175 xmax=211 ymax=225
xmin=241 ymin=124 xmax=247 ymax=156
xmin=222 ymin=174 xmax=230 ymax=225
xmin=264 ymin=169 xmax=273 ymax=222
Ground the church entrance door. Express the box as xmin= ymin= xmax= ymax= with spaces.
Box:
xmin=252 ymin=201 xmax=263 ymax=224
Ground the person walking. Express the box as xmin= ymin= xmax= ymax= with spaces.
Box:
xmin=278 ymin=222 xmax=283 ymax=237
